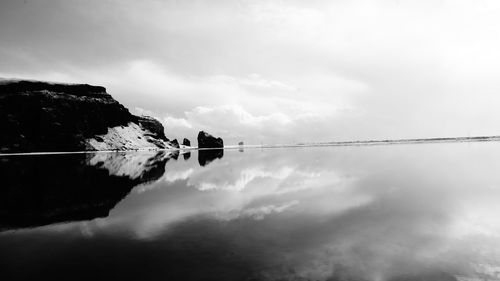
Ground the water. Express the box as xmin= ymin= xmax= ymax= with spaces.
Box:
xmin=1 ymin=144 xmax=500 ymax=281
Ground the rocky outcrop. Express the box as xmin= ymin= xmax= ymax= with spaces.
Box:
xmin=183 ymin=138 xmax=191 ymax=146
xmin=197 ymin=131 xmax=223 ymax=148
xmin=85 ymin=122 xmax=169 ymax=151
xmin=137 ymin=116 xmax=169 ymax=141
xmin=0 ymin=79 xmax=170 ymax=153
xmin=170 ymin=139 xmax=180 ymax=148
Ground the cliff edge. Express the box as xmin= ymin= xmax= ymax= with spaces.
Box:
xmin=0 ymin=79 xmax=173 ymax=153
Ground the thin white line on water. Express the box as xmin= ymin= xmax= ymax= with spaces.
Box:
xmin=1 ymin=136 xmax=500 ymax=156
xmin=0 ymin=148 xmax=193 ymax=157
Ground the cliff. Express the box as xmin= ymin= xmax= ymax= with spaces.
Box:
xmin=0 ymin=80 xmax=172 ymax=153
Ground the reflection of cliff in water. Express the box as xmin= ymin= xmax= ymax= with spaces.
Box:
xmin=171 ymin=150 xmax=179 ymax=160
xmin=198 ymin=149 xmax=224 ymax=167
xmin=0 ymin=151 xmax=170 ymax=230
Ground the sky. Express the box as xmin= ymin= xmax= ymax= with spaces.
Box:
xmin=2 ymin=0 xmax=500 ymax=145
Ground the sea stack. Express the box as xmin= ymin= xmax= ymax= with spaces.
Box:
xmin=197 ymin=131 xmax=223 ymax=148
xmin=182 ymin=138 xmax=191 ymax=146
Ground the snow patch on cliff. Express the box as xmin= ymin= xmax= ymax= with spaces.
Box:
xmin=86 ymin=122 xmax=171 ymax=151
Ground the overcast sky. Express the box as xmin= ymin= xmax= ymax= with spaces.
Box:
xmin=2 ymin=0 xmax=500 ymax=144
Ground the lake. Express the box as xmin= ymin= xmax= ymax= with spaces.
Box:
xmin=1 ymin=144 xmax=500 ymax=281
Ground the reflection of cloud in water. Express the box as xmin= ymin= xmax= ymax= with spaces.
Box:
xmin=194 ymin=166 xmax=294 ymax=191
xmin=215 ymin=200 xmax=300 ymax=221
xmin=135 ymin=168 xmax=194 ymax=194
xmin=109 ymin=145 xmax=500 ymax=280
xmin=164 ymin=168 xmax=194 ymax=183
xmin=6 ymin=144 xmax=500 ymax=280
xmin=92 ymin=149 xmax=366 ymax=239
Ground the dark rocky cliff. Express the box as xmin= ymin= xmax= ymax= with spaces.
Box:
xmin=0 ymin=80 xmax=167 ymax=153
xmin=137 ymin=115 xmax=169 ymax=141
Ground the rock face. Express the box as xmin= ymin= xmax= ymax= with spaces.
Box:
xmin=182 ymin=138 xmax=191 ymax=146
xmin=197 ymin=131 xmax=224 ymax=148
xmin=170 ymin=139 xmax=180 ymax=148
xmin=0 ymin=79 xmax=169 ymax=153
xmin=137 ymin=116 xmax=169 ymax=142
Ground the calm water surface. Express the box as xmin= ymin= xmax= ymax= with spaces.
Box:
xmin=1 ymin=144 xmax=500 ymax=281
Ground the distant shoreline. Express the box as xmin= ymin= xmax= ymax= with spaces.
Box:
xmin=2 ymin=135 xmax=500 ymax=156
xmin=295 ymin=135 xmax=500 ymax=147
xmin=231 ymin=135 xmax=500 ymax=149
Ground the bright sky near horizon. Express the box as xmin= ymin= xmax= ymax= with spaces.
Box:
xmin=2 ymin=0 xmax=500 ymax=145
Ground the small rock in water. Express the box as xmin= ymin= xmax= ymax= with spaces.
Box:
xmin=171 ymin=139 xmax=180 ymax=148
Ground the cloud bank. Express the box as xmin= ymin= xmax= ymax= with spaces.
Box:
xmin=2 ymin=0 xmax=500 ymax=144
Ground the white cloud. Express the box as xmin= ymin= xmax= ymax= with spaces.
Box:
xmin=187 ymin=104 xmax=292 ymax=127
xmin=162 ymin=116 xmax=192 ymax=129
xmin=3 ymin=0 xmax=500 ymax=142
xmin=181 ymin=104 xmax=339 ymax=144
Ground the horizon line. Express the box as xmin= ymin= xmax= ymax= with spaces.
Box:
xmin=2 ymin=134 xmax=500 ymax=156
